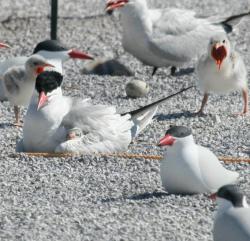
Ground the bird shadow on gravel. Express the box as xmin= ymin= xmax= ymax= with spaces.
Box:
xmin=155 ymin=111 xmax=197 ymax=121
xmin=100 ymin=191 xmax=170 ymax=203
xmin=0 ymin=122 xmax=14 ymax=129
xmin=172 ymin=67 xmax=195 ymax=77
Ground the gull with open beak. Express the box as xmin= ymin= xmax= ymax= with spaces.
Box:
xmin=211 ymin=185 xmax=250 ymax=241
xmin=106 ymin=0 xmax=249 ymax=76
xmin=17 ymin=71 xmax=193 ymax=153
xmin=2 ymin=55 xmax=54 ymax=126
xmin=196 ymin=34 xmax=248 ymax=115
xmin=158 ymin=126 xmax=239 ymax=194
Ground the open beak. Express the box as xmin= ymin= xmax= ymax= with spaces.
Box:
xmin=211 ymin=43 xmax=227 ymax=70
xmin=157 ymin=134 xmax=175 ymax=146
xmin=37 ymin=91 xmax=48 ymax=110
xmin=68 ymin=49 xmax=94 ymax=60
xmin=106 ymin=0 xmax=128 ymax=11
xmin=209 ymin=193 xmax=217 ymax=201
xmin=36 ymin=63 xmax=55 ymax=75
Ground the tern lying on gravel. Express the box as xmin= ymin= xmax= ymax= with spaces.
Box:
xmin=106 ymin=0 xmax=250 ymax=76
xmin=196 ymin=34 xmax=248 ymax=115
xmin=1 ymin=55 xmax=54 ymax=126
xmin=17 ymin=71 xmax=193 ymax=153
xmin=158 ymin=126 xmax=238 ymax=194
xmin=211 ymin=185 xmax=250 ymax=241
xmin=0 ymin=40 xmax=93 ymax=125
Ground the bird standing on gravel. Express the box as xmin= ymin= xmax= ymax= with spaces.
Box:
xmin=211 ymin=185 xmax=250 ymax=241
xmin=18 ymin=71 xmax=193 ymax=153
xmin=106 ymin=0 xmax=249 ymax=76
xmin=158 ymin=126 xmax=239 ymax=194
xmin=196 ymin=34 xmax=248 ymax=115
xmin=2 ymin=55 xmax=54 ymax=126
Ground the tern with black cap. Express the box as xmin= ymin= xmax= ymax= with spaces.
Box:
xmin=158 ymin=126 xmax=239 ymax=194
xmin=18 ymin=72 xmax=192 ymax=153
xmin=211 ymin=185 xmax=250 ymax=241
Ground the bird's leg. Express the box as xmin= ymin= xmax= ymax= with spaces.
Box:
xmin=170 ymin=66 xmax=177 ymax=76
xmin=239 ymin=88 xmax=248 ymax=115
xmin=152 ymin=67 xmax=158 ymax=76
xmin=196 ymin=93 xmax=209 ymax=115
xmin=14 ymin=105 xmax=22 ymax=127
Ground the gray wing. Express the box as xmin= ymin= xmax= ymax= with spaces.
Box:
xmin=57 ymin=99 xmax=133 ymax=153
xmin=214 ymin=209 xmax=250 ymax=241
xmin=197 ymin=146 xmax=239 ymax=192
xmin=3 ymin=66 xmax=26 ymax=97
xmin=148 ymin=8 xmax=224 ymax=62
xmin=0 ymin=56 xmax=27 ymax=100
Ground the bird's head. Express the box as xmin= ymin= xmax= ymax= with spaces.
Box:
xmin=66 ymin=127 xmax=83 ymax=140
xmin=157 ymin=126 xmax=193 ymax=148
xmin=210 ymin=185 xmax=248 ymax=209
xmin=209 ymin=34 xmax=230 ymax=70
xmin=33 ymin=40 xmax=94 ymax=62
xmin=105 ymin=0 xmax=147 ymax=11
xmin=25 ymin=55 xmax=55 ymax=76
xmin=35 ymin=71 xmax=63 ymax=110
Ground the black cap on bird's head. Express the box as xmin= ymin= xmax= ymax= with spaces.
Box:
xmin=210 ymin=185 xmax=245 ymax=207
xmin=33 ymin=40 xmax=68 ymax=54
xmin=35 ymin=71 xmax=63 ymax=110
xmin=158 ymin=126 xmax=192 ymax=146
xmin=33 ymin=40 xmax=94 ymax=60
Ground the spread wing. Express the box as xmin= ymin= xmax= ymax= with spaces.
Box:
xmin=56 ymin=99 xmax=133 ymax=153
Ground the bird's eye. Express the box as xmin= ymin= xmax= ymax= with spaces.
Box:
xmin=222 ymin=40 xmax=226 ymax=43
xmin=33 ymin=62 xmax=39 ymax=66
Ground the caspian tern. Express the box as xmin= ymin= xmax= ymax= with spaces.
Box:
xmin=158 ymin=126 xmax=239 ymax=194
xmin=2 ymin=55 xmax=54 ymax=126
xmin=196 ymin=34 xmax=248 ymax=115
xmin=0 ymin=39 xmax=93 ymax=125
xmin=106 ymin=0 xmax=249 ymax=75
xmin=211 ymin=185 xmax=250 ymax=241
xmin=18 ymin=71 xmax=193 ymax=153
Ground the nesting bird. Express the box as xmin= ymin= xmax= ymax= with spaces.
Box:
xmin=158 ymin=126 xmax=239 ymax=194
xmin=196 ymin=34 xmax=248 ymax=115
xmin=212 ymin=185 xmax=250 ymax=241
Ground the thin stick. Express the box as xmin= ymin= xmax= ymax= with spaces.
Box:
xmin=19 ymin=152 xmax=250 ymax=163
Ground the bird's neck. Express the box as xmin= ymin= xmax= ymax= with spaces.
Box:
xmin=216 ymin=198 xmax=234 ymax=217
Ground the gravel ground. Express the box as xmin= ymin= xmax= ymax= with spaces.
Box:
xmin=0 ymin=0 xmax=250 ymax=240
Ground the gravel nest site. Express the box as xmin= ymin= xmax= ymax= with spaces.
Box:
xmin=0 ymin=0 xmax=250 ymax=240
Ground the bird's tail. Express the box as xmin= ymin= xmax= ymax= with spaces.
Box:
xmin=219 ymin=11 xmax=250 ymax=33
xmin=122 ymin=86 xmax=194 ymax=138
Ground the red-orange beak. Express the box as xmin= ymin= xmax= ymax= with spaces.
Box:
xmin=211 ymin=44 xmax=227 ymax=70
xmin=68 ymin=49 xmax=94 ymax=60
xmin=0 ymin=42 xmax=10 ymax=49
xmin=209 ymin=193 xmax=217 ymax=201
xmin=37 ymin=91 xmax=48 ymax=110
xmin=157 ymin=134 xmax=175 ymax=146
xmin=106 ymin=0 xmax=128 ymax=11
xmin=36 ymin=63 xmax=55 ymax=75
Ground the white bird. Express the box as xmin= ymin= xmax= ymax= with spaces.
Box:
xmin=196 ymin=34 xmax=248 ymax=115
xmin=2 ymin=55 xmax=54 ymax=125
xmin=18 ymin=71 xmax=193 ymax=153
xmin=0 ymin=40 xmax=93 ymax=125
xmin=106 ymin=0 xmax=250 ymax=75
xmin=212 ymin=185 xmax=250 ymax=241
xmin=158 ymin=126 xmax=239 ymax=194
